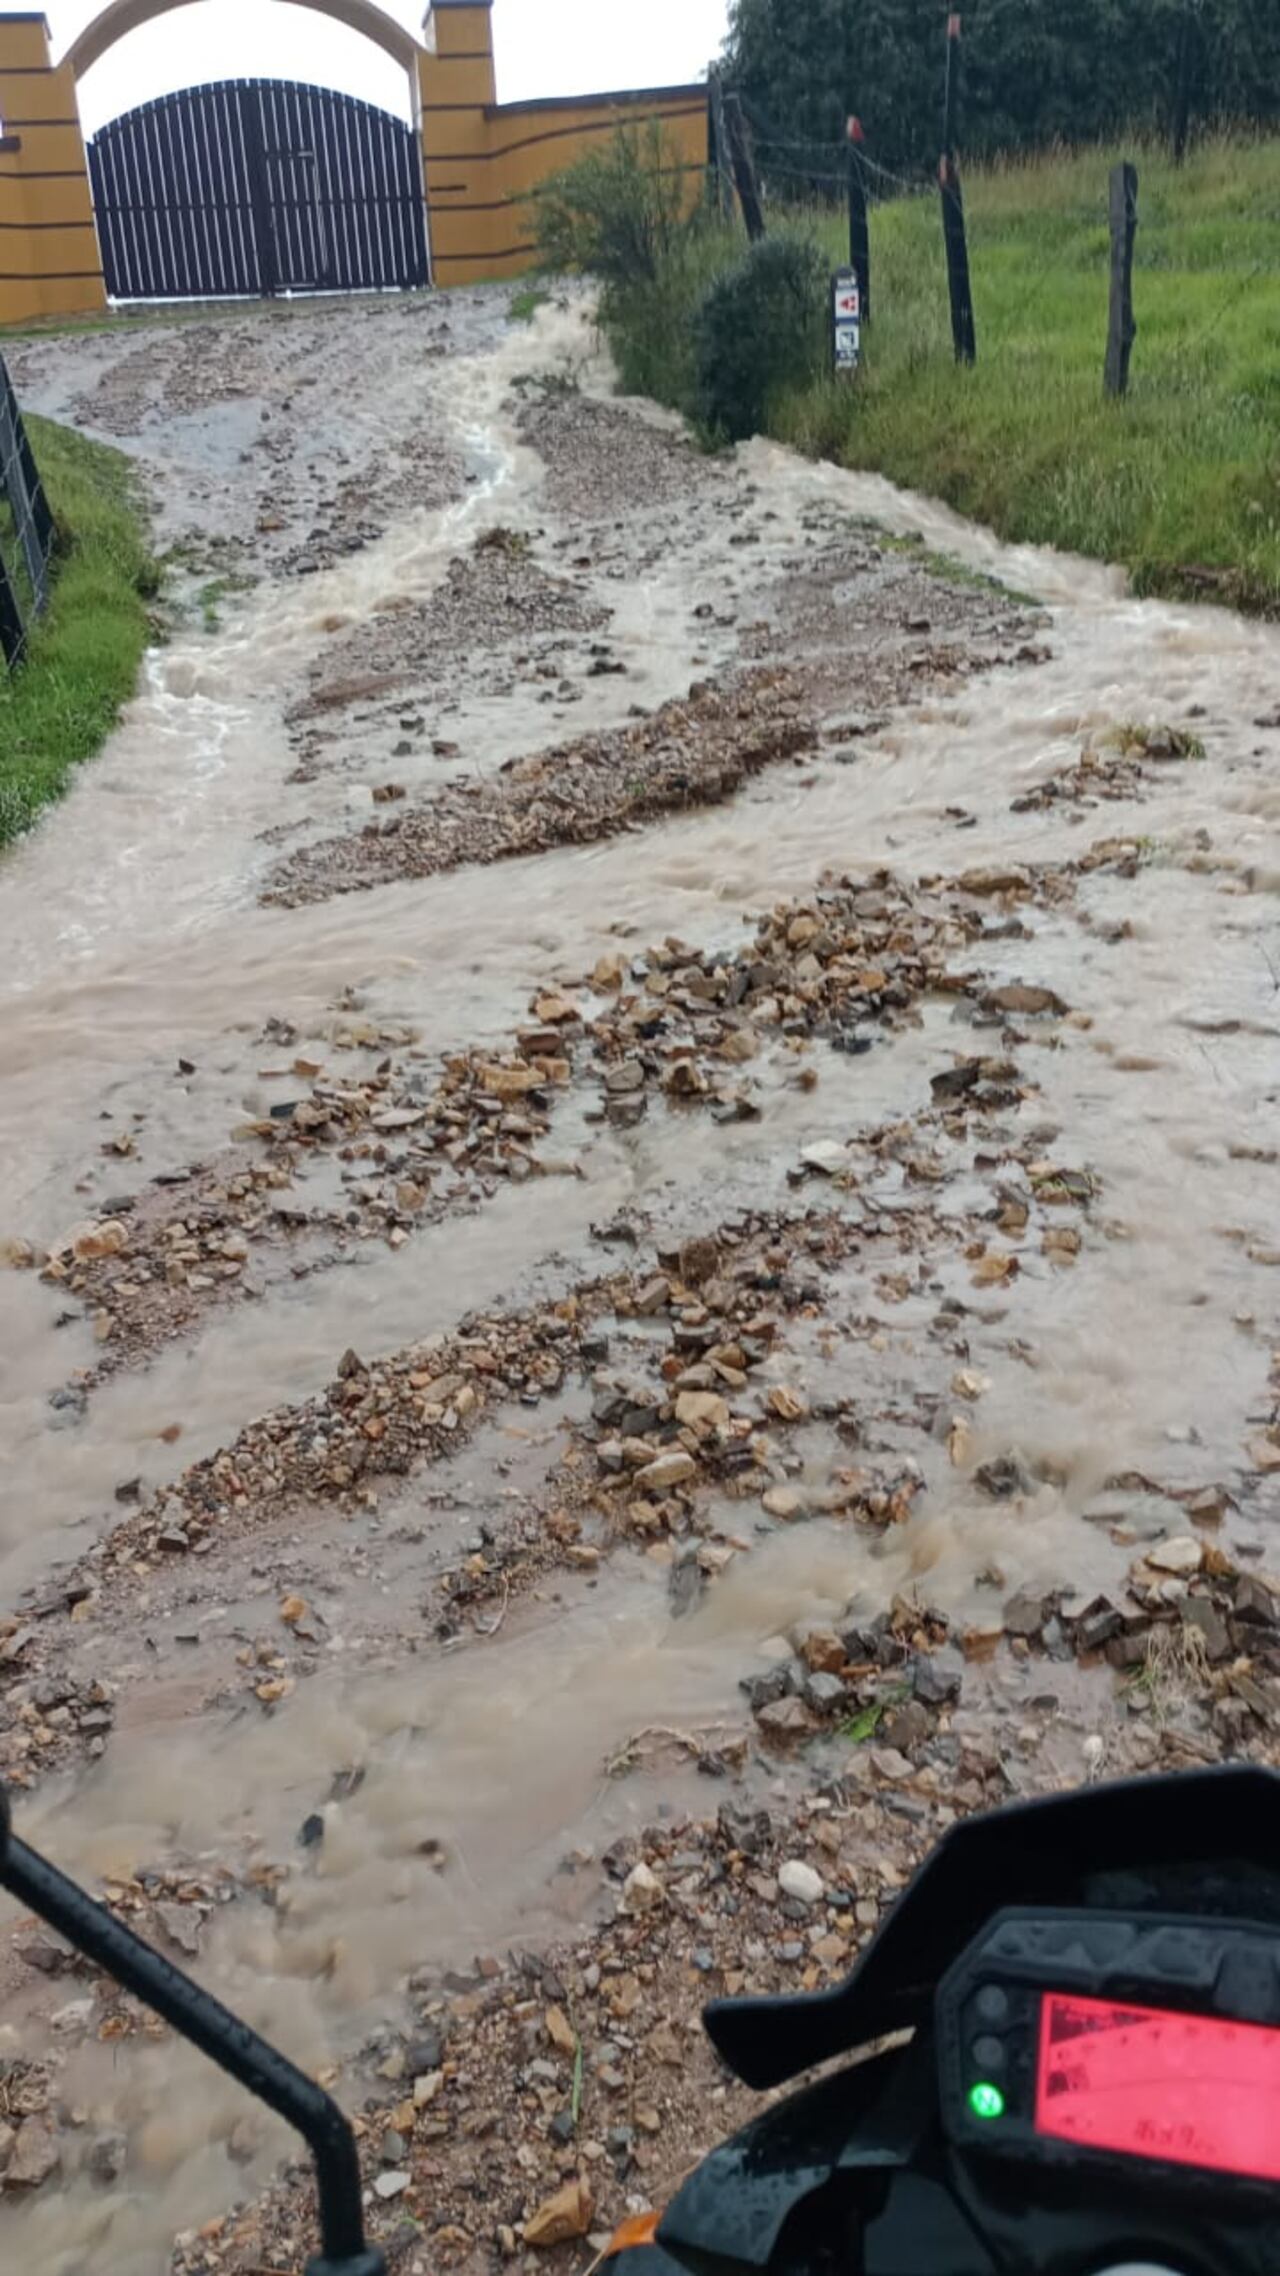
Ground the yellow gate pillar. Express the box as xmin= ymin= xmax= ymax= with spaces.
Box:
xmin=0 ymin=12 xmax=105 ymax=326
xmin=418 ymin=0 xmax=497 ymax=285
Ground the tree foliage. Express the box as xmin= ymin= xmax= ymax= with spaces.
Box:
xmin=723 ymin=0 xmax=1280 ymax=176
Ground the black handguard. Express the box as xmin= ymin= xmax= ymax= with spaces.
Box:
xmin=0 ymin=1786 xmax=386 ymax=2276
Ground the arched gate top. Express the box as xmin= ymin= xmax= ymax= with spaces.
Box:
xmin=64 ymin=0 xmax=424 ymax=82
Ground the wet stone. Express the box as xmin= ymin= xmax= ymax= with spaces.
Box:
xmin=801 ymin=1671 xmax=849 ymax=1715
xmin=7 ymin=2116 xmax=61 ymax=2188
xmin=87 ymin=2131 xmax=127 ymax=2186
xmin=741 ymin=1665 xmax=793 ymax=1712
xmin=406 ymin=2030 xmax=445 ymax=2077
xmin=882 ymin=1699 xmax=932 ymax=1752
xmin=1182 ymin=1596 xmax=1231 ymax=1661
xmin=1072 ymin=1598 xmax=1123 ymax=1653
xmin=1003 ymin=1590 xmax=1049 ymax=1639
xmin=976 ymin=1454 xmax=1034 ymax=1500
xmin=912 ymin=1647 xmax=964 ymax=1705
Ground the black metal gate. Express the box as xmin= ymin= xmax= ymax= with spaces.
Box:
xmin=87 ymin=79 xmax=430 ymax=302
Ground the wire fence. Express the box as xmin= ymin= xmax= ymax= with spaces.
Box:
xmin=0 ymin=353 xmax=54 ymax=671
xmin=735 ymin=100 xmax=938 ymax=207
xmin=712 ymin=93 xmax=1265 ymax=399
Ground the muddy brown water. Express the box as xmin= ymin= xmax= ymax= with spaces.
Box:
xmin=1 ymin=290 xmax=1278 ymax=2270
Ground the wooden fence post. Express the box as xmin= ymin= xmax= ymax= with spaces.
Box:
xmin=707 ymin=71 xmax=735 ymax=221
xmin=939 ymin=15 xmax=976 ymax=364
xmin=0 ymin=555 xmax=25 ymax=671
xmin=1171 ymin=2 xmax=1195 ymax=163
xmin=846 ymin=117 xmax=870 ymax=325
xmin=1104 ymin=162 xmax=1139 ymax=397
xmin=724 ymin=93 xmax=766 ymax=243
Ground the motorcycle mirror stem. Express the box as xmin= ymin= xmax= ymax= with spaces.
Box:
xmin=0 ymin=1787 xmax=386 ymax=2276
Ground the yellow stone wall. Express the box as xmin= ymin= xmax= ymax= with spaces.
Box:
xmin=421 ymin=4 xmax=708 ymax=286
xmin=0 ymin=1 xmax=707 ymax=324
xmin=0 ymin=15 xmax=105 ymax=326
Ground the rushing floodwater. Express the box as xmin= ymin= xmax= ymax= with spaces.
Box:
xmin=0 ymin=293 xmax=1277 ymax=2270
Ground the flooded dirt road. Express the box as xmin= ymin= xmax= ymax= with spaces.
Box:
xmin=0 ymin=287 xmax=1277 ymax=2274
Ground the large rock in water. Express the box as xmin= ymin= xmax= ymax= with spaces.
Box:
xmin=7 ymin=2115 xmax=61 ymax=2187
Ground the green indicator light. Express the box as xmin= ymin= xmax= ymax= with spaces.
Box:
xmin=969 ymin=2083 xmax=1006 ymax=2122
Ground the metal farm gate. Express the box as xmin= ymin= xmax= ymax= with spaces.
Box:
xmin=87 ymin=79 xmax=430 ymax=302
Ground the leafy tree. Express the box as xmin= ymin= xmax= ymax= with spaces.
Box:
xmin=722 ymin=0 xmax=1280 ymax=177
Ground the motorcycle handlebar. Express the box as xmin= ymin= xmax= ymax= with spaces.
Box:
xmin=0 ymin=1786 xmax=385 ymax=2276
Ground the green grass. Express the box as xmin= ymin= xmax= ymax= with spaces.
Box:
xmin=195 ymin=569 xmax=254 ymax=631
xmin=610 ymin=135 xmax=1280 ymax=616
xmin=0 ymin=416 xmax=155 ymax=848
xmin=509 ymin=285 xmax=551 ymax=323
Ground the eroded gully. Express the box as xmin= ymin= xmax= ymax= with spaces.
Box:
xmin=0 ymin=287 xmax=1276 ymax=2271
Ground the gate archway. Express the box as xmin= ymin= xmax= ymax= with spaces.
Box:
xmin=66 ymin=0 xmax=421 ymax=88
xmin=87 ymin=78 xmax=431 ymax=300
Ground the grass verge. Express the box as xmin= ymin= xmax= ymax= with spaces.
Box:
xmin=0 ymin=415 xmax=156 ymax=849
xmin=603 ymin=135 xmax=1280 ymax=616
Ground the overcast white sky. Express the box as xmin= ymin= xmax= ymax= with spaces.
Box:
xmin=43 ymin=1 xmax=731 ymax=136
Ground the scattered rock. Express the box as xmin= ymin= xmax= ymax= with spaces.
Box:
xmin=978 ymin=1454 xmax=1034 ymax=1500
xmin=778 ymin=1860 xmax=824 ymax=1906
xmin=767 ymin=1386 xmax=809 ymax=1423
xmin=912 ymin=1647 xmax=964 ymax=1706
xmin=984 ymin=983 xmax=1067 ymax=1017
xmin=679 ymin=1236 xmax=721 ymax=1287
xmin=761 ymin=1486 xmax=803 ymax=1521
xmin=755 ymin=1696 xmax=821 ymax=1742
xmin=882 ymin=1698 xmax=931 ymax=1752
xmin=406 ymin=2028 xmax=445 ymax=2078
xmin=634 ymin=1450 xmax=697 ymax=1492
xmin=1146 ymin=1536 xmax=1203 ymax=1577
xmin=7 ymin=2116 xmax=61 ymax=2189
xmin=620 ymin=1862 xmax=664 ymax=1916
xmin=1003 ymin=1590 xmax=1049 ymax=1639
xmin=523 ymin=2176 xmax=594 ymax=2247
xmin=87 ymin=2131 xmax=127 ymax=2186
xmin=155 ymin=1902 xmax=203 ymax=1956
xmin=545 ymin=2005 xmax=577 ymax=2057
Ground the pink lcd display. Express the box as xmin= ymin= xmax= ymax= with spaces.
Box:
xmin=1036 ymin=1991 xmax=1280 ymax=2184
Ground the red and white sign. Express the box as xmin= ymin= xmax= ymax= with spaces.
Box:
xmin=832 ymin=268 xmax=862 ymax=371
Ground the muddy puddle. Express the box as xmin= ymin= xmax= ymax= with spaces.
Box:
xmin=0 ymin=287 xmax=1277 ymax=2273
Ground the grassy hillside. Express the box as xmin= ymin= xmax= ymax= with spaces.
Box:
xmin=0 ymin=417 xmax=155 ymax=849
xmin=609 ymin=136 xmax=1280 ymax=614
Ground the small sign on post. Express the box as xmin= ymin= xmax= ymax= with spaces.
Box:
xmin=832 ymin=267 xmax=861 ymax=377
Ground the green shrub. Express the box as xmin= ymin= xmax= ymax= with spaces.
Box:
xmin=694 ymin=234 xmax=830 ymax=442
xmin=532 ymin=122 xmax=698 ymax=291
xmin=606 ymin=221 xmax=743 ymax=414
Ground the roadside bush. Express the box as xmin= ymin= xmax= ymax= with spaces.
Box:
xmin=533 ymin=125 xmax=746 ymax=421
xmin=694 ymin=234 xmax=829 ymax=443
xmin=532 ymin=122 xmax=697 ymax=291
xmin=606 ymin=221 xmax=741 ymax=414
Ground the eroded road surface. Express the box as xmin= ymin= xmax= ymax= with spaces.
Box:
xmin=1 ymin=288 xmax=1278 ymax=2274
